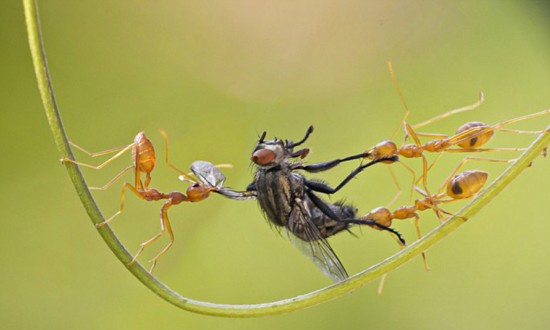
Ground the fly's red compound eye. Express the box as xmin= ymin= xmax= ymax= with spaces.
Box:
xmin=252 ymin=149 xmax=276 ymax=165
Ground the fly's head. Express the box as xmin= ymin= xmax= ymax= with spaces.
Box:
xmin=251 ymin=125 xmax=314 ymax=168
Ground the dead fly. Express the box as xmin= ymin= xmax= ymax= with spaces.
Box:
xmin=217 ymin=126 xmax=404 ymax=282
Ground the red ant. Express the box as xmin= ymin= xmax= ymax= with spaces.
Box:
xmin=363 ymin=168 xmax=488 ymax=276
xmin=365 ymin=61 xmax=549 ymax=204
xmin=62 ymin=132 xmax=155 ymax=191
xmin=62 ymin=132 xmax=230 ymax=272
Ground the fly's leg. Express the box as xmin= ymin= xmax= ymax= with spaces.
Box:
xmin=340 ymin=218 xmax=405 ymax=245
xmin=305 ymin=190 xmax=405 ymax=245
xmin=303 ymin=156 xmax=398 ymax=195
xmin=297 ymin=152 xmax=373 ymax=173
xmin=216 ymin=188 xmax=257 ymax=200
xmin=214 ymin=181 xmax=257 ymax=200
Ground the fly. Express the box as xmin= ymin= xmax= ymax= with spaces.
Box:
xmin=218 ymin=126 xmax=404 ymax=282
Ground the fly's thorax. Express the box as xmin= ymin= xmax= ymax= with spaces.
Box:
xmin=254 ymin=164 xmax=304 ymax=227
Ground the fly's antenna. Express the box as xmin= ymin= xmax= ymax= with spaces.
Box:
xmin=258 ymin=131 xmax=267 ymax=144
xmin=287 ymin=125 xmax=314 ymax=148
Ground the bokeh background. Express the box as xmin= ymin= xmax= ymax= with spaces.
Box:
xmin=2 ymin=1 xmax=549 ymax=329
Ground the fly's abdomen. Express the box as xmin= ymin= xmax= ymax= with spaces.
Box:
xmin=310 ymin=201 xmax=357 ymax=238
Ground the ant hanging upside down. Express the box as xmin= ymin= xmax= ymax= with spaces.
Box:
xmin=364 ymin=61 xmax=549 ymax=204
xmin=62 ymin=131 xmax=230 ymax=272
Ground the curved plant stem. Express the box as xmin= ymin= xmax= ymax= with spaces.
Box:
xmin=24 ymin=0 xmax=550 ymax=318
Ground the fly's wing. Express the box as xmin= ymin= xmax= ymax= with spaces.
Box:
xmin=287 ymin=199 xmax=349 ymax=282
xmin=190 ymin=160 xmax=226 ymax=189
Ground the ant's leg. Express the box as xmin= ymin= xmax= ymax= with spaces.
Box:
xmin=386 ymin=61 xmax=412 ymax=140
xmin=498 ymin=128 xmax=544 ymax=134
xmin=69 ymin=141 xmax=131 ymax=157
xmin=492 ymin=109 xmax=550 ymax=130
xmin=159 ymin=130 xmax=195 ymax=181
xmin=128 ymin=203 xmax=172 ymax=269
xmin=160 ymin=130 xmax=235 ymax=184
xmin=410 ymin=213 xmax=430 ymax=272
xmin=412 ymin=92 xmax=485 ymax=132
xmin=377 ymin=274 xmax=389 ymax=295
xmin=147 ymin=201 xmax=176 ymax=273
xmin=444 ymin=147 xmax=527 ymax=153
xmin=418 ymin=146 xmax=525 ymax=187
xmin=411 ymin=186 xmax=456 ymax=222
xmin=96 ymin=182 xmax=144 ymax=228
xmin=401 ymin=120 xmax=435 ymax=200
xmin=161 ymin=130 xmax=234 ymax=183
xmin=384 ymin=160 xmax=419 ymax=207
xmin=61 ymin=143 xmax=133 ymax=169
xmin=89 ymin=165 xmax=134 ymax=191
xmin=400 ymin=161 xmax=419 ymax=205
xmin=385 ymin=167 xmax=402 ymax=208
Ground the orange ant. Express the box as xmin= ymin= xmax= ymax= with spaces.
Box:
xmin=62 ymin=132 xmax=156 ymax=191
xmin=364 ymin=170 xmax=489 ymax=235
xmin=112 ymin=158 xmax=227 ymax=273
xmin=365 ymin=61 xmax=549 ymax=203
xmin=408 ymin=108 xmax=550 ymax=181
xmin=363 ymin=169 xmax=488 ymax=274
xmin=62 ymin=131 xmax=230 ymax=272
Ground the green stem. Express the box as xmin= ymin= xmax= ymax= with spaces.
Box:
xmin=24 ymin=0 xmax=550 ymax=318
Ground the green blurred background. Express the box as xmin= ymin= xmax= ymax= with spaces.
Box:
xmin=2 ymin=1 xmax=549 ymax=329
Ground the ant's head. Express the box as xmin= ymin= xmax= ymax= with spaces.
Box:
xmin=251 ymin=125 xmax=314 ymax=167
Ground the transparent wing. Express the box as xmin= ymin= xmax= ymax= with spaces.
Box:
xmin=287 ymin=200 xmax=349 ymax=282
xmin=190 ymin=160 xmax=226 ymax=189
